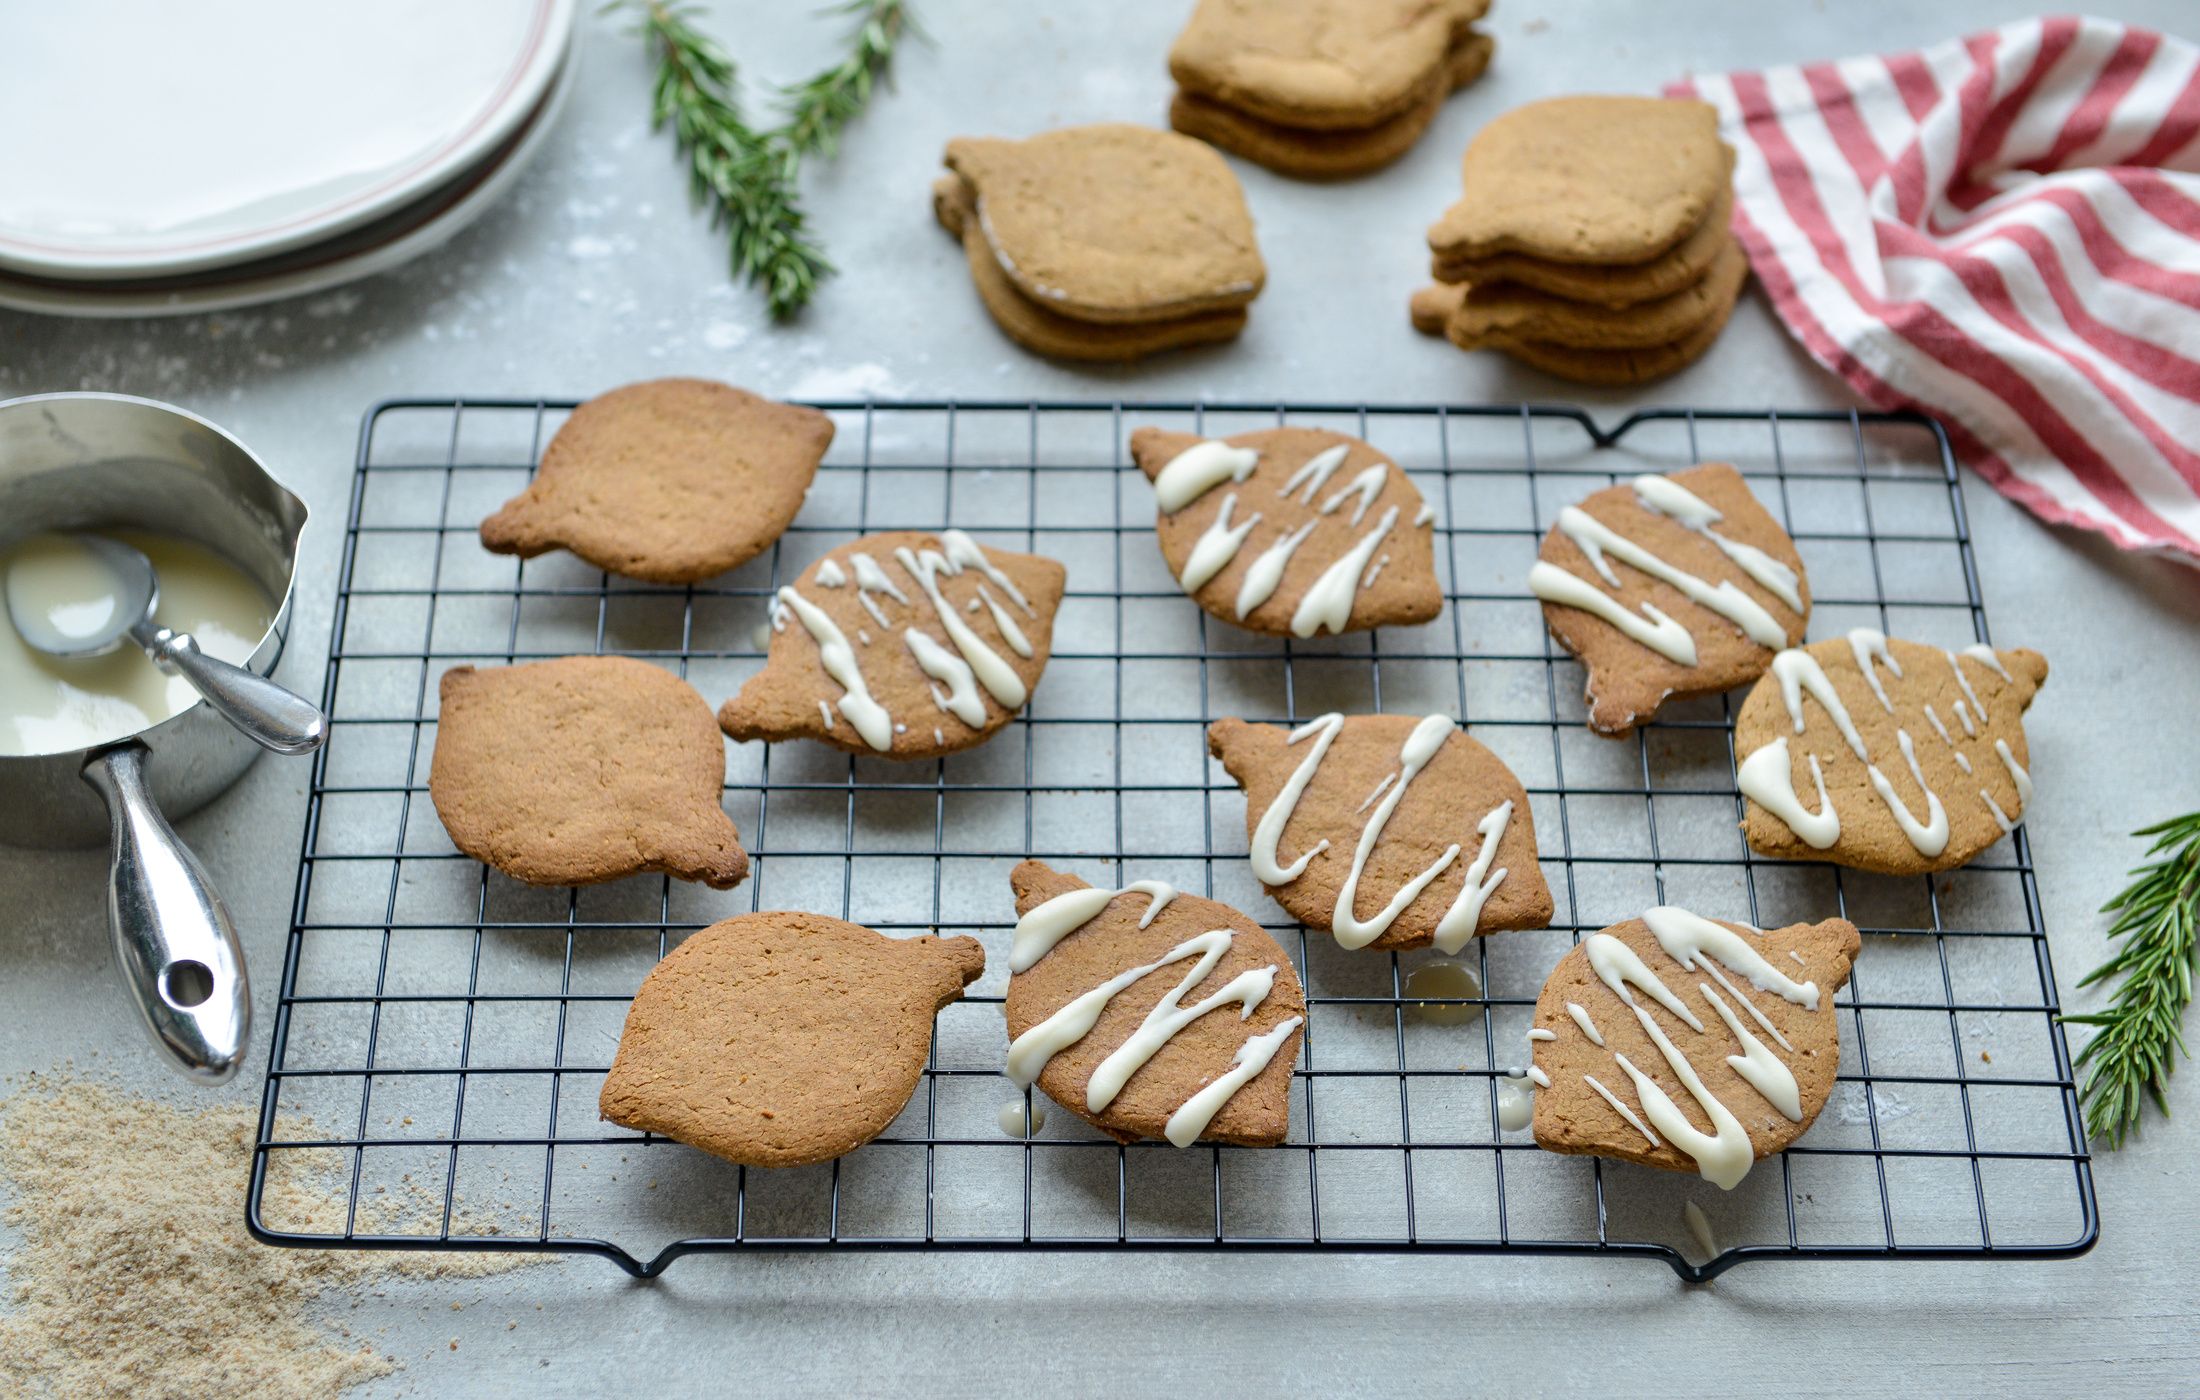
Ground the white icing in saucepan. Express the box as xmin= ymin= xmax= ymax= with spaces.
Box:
xmin=1736 ymin=630 xmax=2030 ymax=858
xmin=1005 ymin=880 xmax=1299 ymax=1148
xmin=1248 ymin=713 xmax=1515 ymax=952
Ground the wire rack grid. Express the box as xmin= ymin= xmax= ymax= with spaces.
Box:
xmin=248 ymin=395 xmax=2097 ymax=1283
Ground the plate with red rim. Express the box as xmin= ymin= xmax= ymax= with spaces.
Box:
xmin=0 ymin=0 xmax=573 ymax=281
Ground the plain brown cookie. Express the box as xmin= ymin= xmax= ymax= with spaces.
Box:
xmin=1735 ymin=632 xmax=2048 ymax=876
xmin=1444 ymin=238 xmax=1749 ymax=350
xmin=1167 ymin=30 xmax=1494 ymax=180
xmin=1209 ymin=713 xmax=1549 ymax=952
xmin=1129 ymin=426 xmax=1441 ymax=638
xmin=1427 ymin=96 xmax=1732 ymax=265
xmin=479 ymin=378 xmax=833 ymax=585
xmin=1432 ymin=188 xmax=1736 ymax=306
xmin=1533 ymin=464 xmax=1810 ymax=736
xmin=933 ymin=177 xmax=1248 ymax=361
xmin=1531 ymin=911 xmax=1860 ymax=1187
xmin=429 ymin=656 xmax=747 ymax=889
xmin=719 ymin=529 xmax=1066 ymax=760
xmin=1007 ymin=861 xmax=1305 ymax=1147
xmin=1471 ymin=287 xmax=1745 ymax=384
xmin=1168 ymin=0 xmax=1491 ymax=130
xmin=599 ymin=913 xmax=984 ymax=1167
xmin=940 ymin=124 xmax=1265 ymax=324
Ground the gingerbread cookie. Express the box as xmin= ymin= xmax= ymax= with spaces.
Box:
xmin=1209 ymin=713 xmax=1549 ymax=952
xmin=1167 ymin=0 xmax=1494 ymax=179
xmin=719 ymin=529 xmax=1066 ymax=759
xmin=1529 ymin=907 xmax=1859 ymax=1189
xmin=939 ymin=123 xmax=1264 ymax=325
xmin=479 ymin=378 xmax=833 ymax=584
xmin=1442 ymin=238 xmax=1749 ymax=350
xmin=1735 ymin=630 xmax=2047 ymax=875
xmin=1431 ymin=188 xmax=1736 ymax=307
xmin=430 ymin=656 xmax=747 ymax=889
xmin=1456 ymin=290 xmax=1743 ymax=385
xmin=1006 ymin=862 xmax=1305 ymax=1147
xmin=600 ymin=913 xmax=984 ymax=1167
xmin=1129 ymin=427 xmax=1441 ymax=638
xmin=932 ymin=178 xmax=1247 ymax=361
xmin=1426 ymin=96 xmax=1732 ymax=266
xmin=1529 ymin=465 xmax=1809 ymax=735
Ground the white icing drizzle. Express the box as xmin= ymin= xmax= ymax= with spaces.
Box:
xmin=997 ymin=1097 xmax=1046 ymax=1137
xmin=1319 ymin=464 xmax=1388 ymax=526
xmin=1181 ymin=492 xmax=1260 ymax=593
xmin=1961 ymin=643 xmax=2013 ymax=681
xmin=1413 ymin=501 xmax=1437 ymax=528
xmin=1164 ymin=1015 xmax=1302 ymax=1148
xmin=904 ymin=629 xmax=985 ymax=727
xmin=895 ymin=545 xmax=1026 ymax=711
xmin=1526 ymin=1065 xmax=1552 ymax=1088
xmin=1866 ymin=730 xmax=1950 ymax=858
xmin=1235 ymin=520 xmax=1316 ymax=619
xmin=1698 ymin=983 xmax=1803 ymax=1121
xmin=1584 ymin=933 xmax=1704 ymax=1032
xmin=1643 ymin=906 xmax=1821 ymax=1011
xmin=1009 ymin=879 xmax=1177 ymax=973
xmin=941 ymin=528 xmax=1034 ymax=615
xmin=849 ymin=552 xmax=907 ymax=604
xmin=857 ymin=591 xmax=891 ymax=629
xmin=1737 ymin=738 xmax=1838 ymax=849
xmin=1788 ymin=950 xmax=1807 ymax=966
xmin=1154 ymin=440 xmax=1259 ymax=513
xmin=976 ymin=585 xmax=1033 ymax=657
xmin=1614 ymin=1006 xmax=1755 ymax=1191
xmin=1628 ymin=473 xmax=1804 ymax=613
xmin=1583 ymin=1073 xmax=1658 ymax=1146
xmin=1995 ymin=739 xmax=2033 ymax=805
xmin=1565 ymin=1001 xmax=1605 ymax=1047
xmin=777 ymin=586 xmax=892 ymax=750
xmin=965 ymin=598 xmax=981 ymax=613
xmin=1923 ymin=704 xmax=1956 ymax=748
xmin=932 ymin=726 xmax=945 ymax=745
xmin=817 ymin=700 xmax=835 ymax=729
xmin=1945 ymin=648 xmax=1990 ymax=721
xmin=1249 ymin=714 xmax=1342 ymax=883
xmin=1354 ymin=771 xmax=1396 ymax=815
xmin=1848 ymin=628 xmax=1902 ymax=712
xmin=1433 ymin=800 xmax=1512 ymax=955
xmin=1527 ymin=561 xmax=1697 ymax=665
xmin=1954 ymin=699 xmax=1977 ymax=736
xmin=814 ymin=559 xmax=847 ymax=587
xmin=1085 ymin=953 xmax=1276 ymax=1114
xmin=1983 ymin=791 xmax=2016 ymax=833
xmin=1552 ymin=505 xmax=1788 ymax=648
xmin=1331 ymin=715 xmax=1462 ymax=950
xmin=857 ymin=628 xmax=871 ymax=646
xmin=1361 ymin=553 xmax=1389 ymax=589
xmin=1698 ymin=958 xmax=1796 ymax=1053
xmin=1281 ymin=444 xmax=1349 ymax=504
xmin=1527 ymin=1029 xmax=1558 ymax=1042
xmin=1770 ymin=647 xmax=1868 ymax=757
xmin=1291 ymin=505 xmax=1398 ymax=638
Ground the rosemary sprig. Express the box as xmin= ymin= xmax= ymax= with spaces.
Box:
xmin=625 ymin=0 xmax=914 ymax=320
xmin=2063 ymin=810 xmax=2200 ymax=1148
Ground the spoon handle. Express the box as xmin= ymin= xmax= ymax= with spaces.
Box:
xmin=141 ymin=628 xmax=328 ymax=756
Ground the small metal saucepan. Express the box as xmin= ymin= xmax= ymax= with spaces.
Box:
xmin=0 ymin=392 xmax=311 ymax=1083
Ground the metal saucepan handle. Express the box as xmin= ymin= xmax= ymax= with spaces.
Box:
xmin=80 ymin=742 xmax=251 ymax=1082
xmin=136 ymin=625 xmax=328 ymax=756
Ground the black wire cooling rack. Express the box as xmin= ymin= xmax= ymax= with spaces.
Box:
xmin=248 ymin=397 xmax=2096 ymax=1282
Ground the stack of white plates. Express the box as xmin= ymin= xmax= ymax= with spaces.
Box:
xmin=0 ymin=0 xmax=576 ymax=317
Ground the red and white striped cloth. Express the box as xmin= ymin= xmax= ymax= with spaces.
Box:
xmin=1670 ymin=17 xmax=2200 ymax=563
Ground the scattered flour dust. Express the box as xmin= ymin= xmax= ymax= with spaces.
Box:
xmin=0 ymin=1070 xmax=540 ymax=1399
xmin=783 ymin=361 xmax=905 ymax=400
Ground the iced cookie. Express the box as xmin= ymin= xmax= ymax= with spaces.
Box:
xmin=1734 ymin=630 xmax=2048 ymax=876
xmin=1129 ymin=427 xmax=1441 ymax=638
xmin=719 ymin=529 xmax=1066 ymax=759
xmin=1426 ymin=96 xmax=1732 ymax=266
xmin=479 ymin=378 xmax=833 ymax=584
xmin=1432 ymin=188 xmax=1736 ymax=307
xmin=937 ymin=124 xmax=1264 ymax=335
xmin=933 ymin=178 xmax=1248 ymax=361
xmin=429 ymin=656 xmax=747 ymax=889
xmin=1167 ymin=0 xmax=1494 ymax=179
xmin=1529 ymin=465 xmax=1809 ymax=735
xmin=600 ymin=913 xmax=984 ymax=1167
xmin=1529 ymin=908 xmax=1859 ymax=1189
xmin=1209 ymin=712 xmax=1549 ymax=952
xmin=1006 ymin=862 xmax=1306 ymax=1147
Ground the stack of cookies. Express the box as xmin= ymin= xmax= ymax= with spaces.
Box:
xmin=1409 ymin=95 xmax=1746 ymax=385
xmin=932 ymin=123 xmax=1265 ymax=362
xmin=1165 ymin=0 xmax=1494 ymax=179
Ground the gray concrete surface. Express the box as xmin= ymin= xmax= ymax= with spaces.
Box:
xmin=3 ymin=1 xmax=2199 ymax=1394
